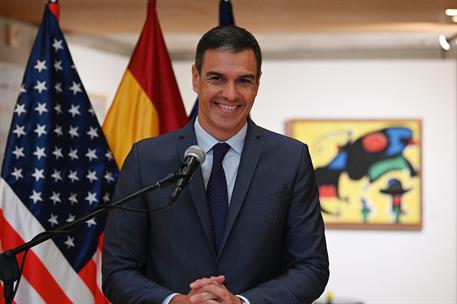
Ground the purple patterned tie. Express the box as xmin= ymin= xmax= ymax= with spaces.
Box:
xmin=207 ymin=143 xmax=231 ymax=252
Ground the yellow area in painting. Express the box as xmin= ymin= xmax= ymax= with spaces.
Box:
xmin=321 ymin=173 xmax=368 ymax=223
xmin=288 ymin=120 xmax=421 ymax=226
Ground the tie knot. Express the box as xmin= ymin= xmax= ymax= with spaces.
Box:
xmin=212 ymin=143 xmax=230 ymax=163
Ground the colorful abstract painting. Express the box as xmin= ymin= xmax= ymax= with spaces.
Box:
xmin=287 ymin=119 xmax=422 ymax=230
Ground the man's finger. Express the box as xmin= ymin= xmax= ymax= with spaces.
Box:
xmin=190 ymin=275 xmax=225 ymax=289
xmin=197 ymin=283 xmax=232 ymax=302
xmin=189 ymin=291 xmax=217 ymax=303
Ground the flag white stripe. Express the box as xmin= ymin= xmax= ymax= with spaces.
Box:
xmin=0 ymin=178 xmax=94 ymax=303
xmin=96 ymin=248 xmax=103 ymax=293
xmin=15 ymin=277 xmax=46 ymax=304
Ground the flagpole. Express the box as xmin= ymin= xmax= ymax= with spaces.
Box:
xmin=0 ymin=172 xmax=180 ymax=304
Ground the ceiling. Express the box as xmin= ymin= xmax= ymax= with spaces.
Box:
xmin=1 ymin=0 xmax=456 ymax=35
xmin=1 ymin=0 xmax=457 ymax=57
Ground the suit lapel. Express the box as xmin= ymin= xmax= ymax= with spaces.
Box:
xmin=218 ymin=121 xmax=263 ymax=255
xmin=177 ymin=121 xmax=216 ymax=256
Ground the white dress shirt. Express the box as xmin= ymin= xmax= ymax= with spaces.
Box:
xmin=194 ymin=117 xmax=246 ymax=203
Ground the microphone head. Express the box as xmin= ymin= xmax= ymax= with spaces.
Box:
xmin=184 ymin=145 xmax=206 ymax=164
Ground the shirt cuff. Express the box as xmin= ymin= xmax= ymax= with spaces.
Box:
xmin=162 ymin=293 xmax=179 ymax=304
xmin=237 ymin=294 xmax=250 ymax=304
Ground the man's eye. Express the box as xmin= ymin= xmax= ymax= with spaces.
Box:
xmin=209 ymin=76 xmax=222 ymax=81
xmin=240 ymin=78 xmax=252 ymax=84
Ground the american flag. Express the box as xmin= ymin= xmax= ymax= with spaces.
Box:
xmin=0 ymin=5 xmax=118 ymax=303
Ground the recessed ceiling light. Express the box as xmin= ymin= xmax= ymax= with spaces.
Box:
xmin=439 ymin=35 xmax=451 ymax=51
xmin=445 ymin=9 xmax=457 ymax=16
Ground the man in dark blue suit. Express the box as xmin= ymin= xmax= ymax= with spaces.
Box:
xmin=102 ymin=25 xmax=329 ymax=304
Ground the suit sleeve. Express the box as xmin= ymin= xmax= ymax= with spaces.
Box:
xmin=242 ymin=144 xmax=330 ymax=304
xmin=102 ymin=144 xmax=173 ymax=304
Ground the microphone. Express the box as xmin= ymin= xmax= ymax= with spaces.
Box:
xmin=168 ymin=145 xmax=206 ymax=204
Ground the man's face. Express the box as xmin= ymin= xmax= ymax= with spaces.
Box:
xmin=192 ymin=48 xmax=260 ymax=141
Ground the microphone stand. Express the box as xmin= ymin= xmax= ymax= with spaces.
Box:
xmin=0 ymin=172 xmax=180 ymax=304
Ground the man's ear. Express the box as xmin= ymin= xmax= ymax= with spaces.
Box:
xmin=254 ymin=70 xmax=262 ymax=94
xmin=191 ymin=64 xmax=199 ymax=94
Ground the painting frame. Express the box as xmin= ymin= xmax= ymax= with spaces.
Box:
xmin=286 ymin=118 xmax=422 ymax=230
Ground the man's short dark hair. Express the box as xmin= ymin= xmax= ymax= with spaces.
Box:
xmin=195 ymin=25 xmax=262 ymax=76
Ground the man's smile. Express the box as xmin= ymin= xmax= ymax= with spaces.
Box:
xmin=214 ymin=102 xmax=242 ymax=112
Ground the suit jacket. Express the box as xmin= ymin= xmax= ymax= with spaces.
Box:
xmin=102 ymin=119 xmax=329 ymax=304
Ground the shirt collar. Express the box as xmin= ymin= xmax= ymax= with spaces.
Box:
xmin=194 ymin=117 xmax=247 ymax=155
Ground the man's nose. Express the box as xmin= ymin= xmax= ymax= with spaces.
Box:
xmin=221 ymin=82 xmax=239 ymax=101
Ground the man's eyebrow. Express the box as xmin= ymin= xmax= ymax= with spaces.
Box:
xmin=204 ymin=71 xmax=257 ymax=80
xmin=239 ymin=74 xmax=256 ymax=80
xmin=205 ymin=71 xmax=223 ymax=77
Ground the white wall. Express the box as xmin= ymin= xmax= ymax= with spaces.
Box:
xmin=0 ymin=62 xmax=23 ymax=162
xmin=68 ymin=43 xmax=129 ymax=122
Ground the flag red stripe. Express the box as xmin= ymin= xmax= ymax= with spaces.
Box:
xmin=98 ymin=233 xmax=104 ymax=251
xmin=79 ymin=259 xmax=107 ymax=304
xmin=94 ymin=282 xmax=107 ymax=304
xmin=0 ymin=211 xmax=73 ymax=304
xmin=22 ymin=252 xmax=72 ymax=304
xmin=0 ymin=207 xmax=21 ymax=304
xmin=47 ymin=3 xmax=60 ymax=21
xmin=78 ymin=257 xmax=96 ymax=290
xmin=95 ymin=234 xmax=107 ymax=303
xmin=77 ymin=233 xmax=107 ymax=303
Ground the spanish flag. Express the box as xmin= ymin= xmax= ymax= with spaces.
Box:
xmin=103 ymin=0 xmax=188 ymax=168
